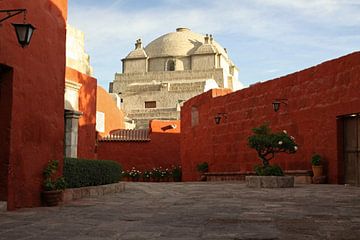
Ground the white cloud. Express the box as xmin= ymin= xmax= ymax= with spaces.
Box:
xmin=68 ymin=0 xmax=360 ymax=87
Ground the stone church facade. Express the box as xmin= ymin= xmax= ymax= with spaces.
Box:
xmin=110 ymin=28 xmax=241 ymax=128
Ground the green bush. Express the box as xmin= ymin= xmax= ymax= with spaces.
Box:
xmin=254 ymin=164 xmax=284 ymax=176
xmin=43 ymin=160 xmax=66 ymax=191
xmin=196 ymin=162 xmax=209 ymax=173
xmin=64 ymin=158 xmax=122 ymax=188
xmin=248 ymin=123 xmax=297 ymax=168
xmin=311 ymin=154 xmax=322 ymax=166
xmin=172 ymin=165 xmax=182 ymax=182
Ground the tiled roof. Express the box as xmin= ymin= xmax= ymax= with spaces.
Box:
xmin=100 ymin=129 xmax=150 ymax=142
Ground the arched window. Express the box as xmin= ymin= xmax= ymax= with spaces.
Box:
xmin=166 ymin=59 xmax=175 ymax=71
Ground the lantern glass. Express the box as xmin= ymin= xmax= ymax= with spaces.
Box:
xmin=12 ymin=23 xmax=35 ymax=47
xmin=272 ymin=101 xmax=280 ymax=112
xmin=214 ymin=116 xmax=221 ymax=124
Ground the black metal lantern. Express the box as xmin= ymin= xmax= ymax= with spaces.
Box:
xmin=272 ymin=99 xmax=288 ymax=112
xmin=272 ymin=101 xmax=281 ymax=112
xmin=0 ymin=9 xmax=35 ymax=48
xmin=214 ymin=113 xmax=227 ymax=125
xmin=214 ymin=115 xmax=222 ymax=124
xmin=12 ymin=23 xmax=35 ymax=48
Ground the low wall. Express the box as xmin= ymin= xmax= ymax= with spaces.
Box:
xmin=97 ymin=120 xmax=181 ymax=171
xmin=63 ymin=182 xmax=125 ymax=202
xmin=181 ymin=52 xmax=360 ymax=183
xmin=205 ymin=170 xmax=312 ymax=184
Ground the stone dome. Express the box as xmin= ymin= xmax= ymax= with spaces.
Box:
xmin=144 ymin=28 xmax=228 ymax=58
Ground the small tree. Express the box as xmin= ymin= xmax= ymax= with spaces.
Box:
xmin=248 ymin=123 xmax=297 ymax=174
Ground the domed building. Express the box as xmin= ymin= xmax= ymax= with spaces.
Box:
xmin=110 ymin=27 xmax=241 ymax=128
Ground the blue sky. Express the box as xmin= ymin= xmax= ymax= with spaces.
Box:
xmin=68 ymin=0 xmax=360 ymax=90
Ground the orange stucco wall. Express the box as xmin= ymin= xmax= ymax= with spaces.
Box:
xmin=65 ymin=67 xmax=97 ymax=159
xmin=97 ymin=120 xmax=180 ymax=171
xmin=96 ymin=86 xmax=125 ymax=137
xmin=0 ymin=0 xmax=67 ymax=210
xmin=181 ymin=52 xmax=360 ymax=183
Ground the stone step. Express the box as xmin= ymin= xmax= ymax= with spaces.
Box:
xmin=0 ymin=201 xmax=7 ymax=212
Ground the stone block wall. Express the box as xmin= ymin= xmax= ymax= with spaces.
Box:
xmin=180 ymin=52 xmax=360 ymax=183
xmin=123 ymin=58 xmax=147 ymax=73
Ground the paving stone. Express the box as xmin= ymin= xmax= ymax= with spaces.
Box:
xmin=0 ymin=182 xmax=359 ymax=239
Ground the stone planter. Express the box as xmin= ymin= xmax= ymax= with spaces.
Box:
xmin=42 ymin=190 xmax=63 ymax=206
xmin=246 ymin=176 xmax=294 ymax=188
xmin=312 ymin=165 xmax=324 ymax=177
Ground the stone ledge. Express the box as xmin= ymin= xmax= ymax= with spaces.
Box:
xmin=0 ymin=201 xmax=7 ymax=212
xmin=205 ymin=172 xmax=254 ymax=182
xmin=246 ymin=176 xmax=294 ymax=188
xmin=205 ymin=170 xmax=311 ymax=184
xmin=63 ymin=182 xmax=125 ymax=202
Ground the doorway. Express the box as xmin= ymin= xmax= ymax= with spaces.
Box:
xmin=0 ymin=64 xmax=13 ymax=201
xmin=343 ymin=115 xmax=360 ymax=186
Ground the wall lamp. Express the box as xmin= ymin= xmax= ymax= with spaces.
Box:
xmin=214 ymin=113 xmax=227 ymax=125
xmin=161 ymin=124 xmax=177 ymax=131
xmin=272 ymin=99 xmax=288 ymax=112
xmin=0 ymin=9 xmax=35 ymax=48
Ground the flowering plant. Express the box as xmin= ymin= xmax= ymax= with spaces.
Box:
xmin=151 ymin=167 xmax=171 ymax=181
xmin=248 ymin=123 xmax=297 ymax=176
xmin=127 ymin=167 xmax=142 ymax=180
xmin=142 ymin=170 xmax=152 ymax=180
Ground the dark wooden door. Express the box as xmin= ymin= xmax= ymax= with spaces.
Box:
xmin=0 ymin=65 xmax=13 ymax=200
xmin=343 ymin=116 xmax=360 ymax=186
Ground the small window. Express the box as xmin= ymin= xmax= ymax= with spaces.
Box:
xmin=191 ymin=106 xmax=199 ymax=127
xmin=145 ymin=101 xmax=156 ymax=108
xmin=166 ymin=60 xmax=175 ymax=71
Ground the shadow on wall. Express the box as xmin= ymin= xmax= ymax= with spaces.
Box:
xmin=65 ymin=67 xmax=97 ymax=160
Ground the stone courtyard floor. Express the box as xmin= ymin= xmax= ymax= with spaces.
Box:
xmin=0 ymin=182 xmax=360 ymax=240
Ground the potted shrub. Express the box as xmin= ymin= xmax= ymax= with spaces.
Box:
xmin=42 ymin=160 xmax=66 ymax=206
xmin=196 ymin=162 xmax=209 ymax=181
xmin=172 ymin=165 xmax=182 ymax=182
xmin=311 ymin=154 xmax=324 ymax=177
xmin=247 ymin=123 xmax=298 ymax=187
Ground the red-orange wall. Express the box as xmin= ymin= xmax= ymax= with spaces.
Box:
xmin=65 ymin=67 xmax=97 ymax=159
xmin=181 ymin=52 xmax=360 ymax=183
xmin=96 ymin=86 xmax=125 ymax=137
xmin=0 ymin=0 xmax=67 ymax=210
xmin=97 ymin=120 xmax=180 ymax=171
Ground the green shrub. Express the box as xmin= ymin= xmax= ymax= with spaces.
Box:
xmin=196 ymin=162 xmax=209 ymax=173
xmin=43 ymin=160 xmax=66 ymax=191
xmin=248 ymin=123 xmax=297 ymax=174
xmin=172 ymin=165 xmax=182 ymax=182
xmin=311 ymin=154 xmax=322 ymax=166
xmin=254 ymin=164 xmax=284 ymax=176
xmin=64 ymin=158 xmax=122 ymax=188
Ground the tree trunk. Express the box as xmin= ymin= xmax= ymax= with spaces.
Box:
xmin=260 ymin=155 xmax=269 ymax=167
